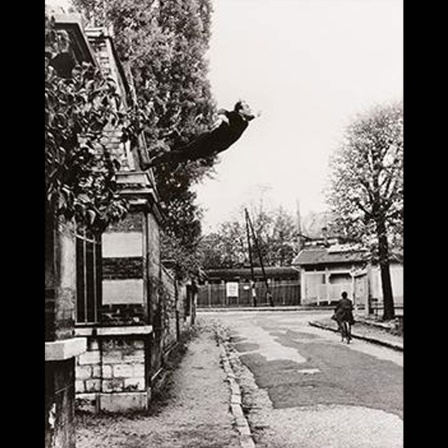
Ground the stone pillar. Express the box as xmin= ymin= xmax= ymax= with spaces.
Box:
xmin=75 ymin=327 xmax=153 ymax=413
xmin=101 ymin=210 xmax=148 ymax=325
xmin=74 ymin=189 xmax=162 ymax=413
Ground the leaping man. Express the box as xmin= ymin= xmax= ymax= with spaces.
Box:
xmin=146 ymin=100 xmax=258 ymax=168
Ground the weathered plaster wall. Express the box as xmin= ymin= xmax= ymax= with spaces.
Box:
xmin=45 ymin=217 xmax=80 ymax=448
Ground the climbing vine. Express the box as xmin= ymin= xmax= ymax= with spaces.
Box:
xmin=71 ymin=0 xmax=217 ymax=277
xmin=45 ymin=14 xmax=130 ymax=232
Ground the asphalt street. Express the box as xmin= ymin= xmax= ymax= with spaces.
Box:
xmin=200 ymin=310 xmax=403 ymax=448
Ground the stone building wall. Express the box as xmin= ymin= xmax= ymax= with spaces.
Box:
xmin=69 ymin=21 xmax=196 ymax=416
xmin=75 ymin=331 xmax=152 ymax=413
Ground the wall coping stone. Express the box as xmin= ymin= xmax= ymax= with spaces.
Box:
xmin=75 ymin=325 xmax=153 ymax=337
xmin=45 ymin=337 xmax=87 ymax=361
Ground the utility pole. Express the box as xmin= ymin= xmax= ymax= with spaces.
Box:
xmin=245 ymin=208 xmax=274 ymax=307
xmin=244 ymin=209 xmax=257 ymax=307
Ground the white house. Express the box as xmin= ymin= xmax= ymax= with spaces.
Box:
xmin=291 ymin=244 xmax=403 ymax=315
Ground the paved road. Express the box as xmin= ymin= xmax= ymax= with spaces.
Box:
xmin=200 ymin=310 xmax=403 ymax=448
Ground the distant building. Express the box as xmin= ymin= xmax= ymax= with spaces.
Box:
xmin=292 ymin=243 xmax=403 ymax=314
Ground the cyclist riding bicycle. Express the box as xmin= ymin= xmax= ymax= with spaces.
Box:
xmin=332 ymin=291 xmax=355 ymax=342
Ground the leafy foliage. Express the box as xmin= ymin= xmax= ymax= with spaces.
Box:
xmin=72 ymin=0 xmax=217 ymax=276
xmin=199 ymin=221 xmax=247 ymax=269
xmin=45 ymin=14 xmax=129 ymax=231
xmin=326 ymin=101 xmax=403 ymax=319
xmin=198 ymin=205 xmax=299 ymax=269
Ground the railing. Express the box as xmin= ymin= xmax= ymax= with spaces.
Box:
xmin=75 ymin=230 xmax=102 ymax=324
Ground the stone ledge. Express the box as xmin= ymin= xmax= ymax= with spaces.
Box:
xmin=75 ymin=325 xmax=153 ymax=337
xmin=45 ymin=338 xmax=87 ymax=361
xmin=99 ymin=391 xmax=151 ymax=413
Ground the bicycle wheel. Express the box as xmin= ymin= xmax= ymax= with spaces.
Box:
xmin=346 ymin=323 xmax=352 ymax=344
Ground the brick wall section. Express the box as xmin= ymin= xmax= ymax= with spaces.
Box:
xmin=100 ymin=304 xmax=146 ymax=326
xmin=146 ymin=213 xmax=161 ymax=280
xmin=102 ymin=257 xmax=144 ymax=279
xmin=177 ymin=282 xmax=189 ymax=332
xmin=161 ymin=267 xmax=178 ymax=351
xmin=89 ymin=39 xmax=112 ymax=78
xmin=106 ymin=211 xmax=144 ymax=233
xmin=88 ymin=34 xmax=140 ymax=171
xmin=98 ymin=128 xmax=130 ymax=171
xmin=88 ymin=36 xmax=128 ymax=105
xmin=146 ymin=213 xmax=162 ymax=376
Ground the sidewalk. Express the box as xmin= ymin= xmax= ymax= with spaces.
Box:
xmin=75 ymin=327 xmax=242 ymax=448
xmin=309 ymin=315 xmax=404 ymax=352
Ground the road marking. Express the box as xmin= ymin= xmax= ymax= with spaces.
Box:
xmin=236 ymin=325 xmax=308 ymax=363
xmin=296 ymin=368 xmax=320 ymax=374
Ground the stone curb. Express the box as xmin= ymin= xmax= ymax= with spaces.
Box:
xmin=218 ymin=343 xmax=256 ymax=448
xmin=355 ymin=318 xmax=401 ymax=331
xmin=308 ymin=321 xmax=403 ymax=352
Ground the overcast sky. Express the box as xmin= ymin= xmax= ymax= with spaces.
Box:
xmin=195 ymin=0 xmax=403 ymax=232
xmin=48 ymin=0 xmax=403 ymax=232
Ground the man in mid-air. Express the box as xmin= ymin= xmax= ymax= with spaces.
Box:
xmin=146 ymin=100 xmax=257 ymax=167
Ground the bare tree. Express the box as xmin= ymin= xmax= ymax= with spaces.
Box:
xmin=327 ymin=101 xmax=403 ymax=320
xmin=198 ymin=203 xmax=299 ymax=269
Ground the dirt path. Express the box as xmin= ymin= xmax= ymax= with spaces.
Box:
xmin=76 ymin=329 xmax=240 ymax=448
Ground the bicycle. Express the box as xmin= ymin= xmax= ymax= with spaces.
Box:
xmin=340 ymin=320 xmax=352 ymax=344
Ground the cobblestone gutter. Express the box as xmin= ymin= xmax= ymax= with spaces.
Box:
xmin=219 ymin=343 xmax=256 ymax=448
xmin=209 ymin=318 xmax=257 ymax=448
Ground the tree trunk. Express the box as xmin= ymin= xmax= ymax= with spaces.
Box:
xmin=376 ymin=216 xmax=395 ymax=320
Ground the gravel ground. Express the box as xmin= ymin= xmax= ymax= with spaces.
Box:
xmin=75 ymin=325 xmax=240 ymax=448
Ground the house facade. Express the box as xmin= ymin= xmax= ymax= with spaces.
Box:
xmin=292 ymin=243 xmax=403 ymax=315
